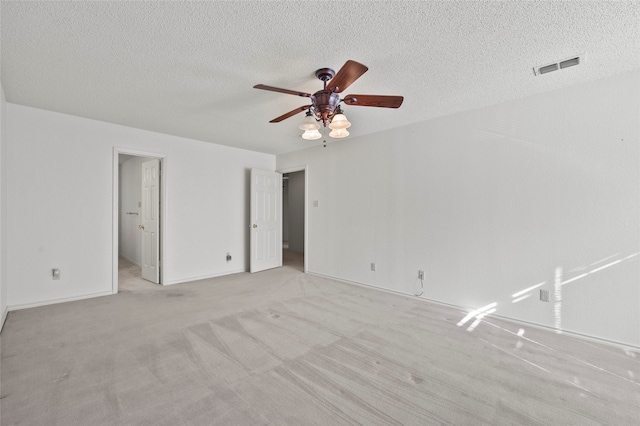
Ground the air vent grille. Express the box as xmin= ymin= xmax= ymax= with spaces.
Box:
xmin=560 ymin=57 xmax=580 ymax=69
xmin=539 ymin=63 xmax=559 ymax=74
xmin=534 ymin=53 xmax=585 ymax=76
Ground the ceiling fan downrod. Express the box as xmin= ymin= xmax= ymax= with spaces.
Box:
xmin=315 ymin=68 xmax=335 ymax=89
xmin=310 ymin=67 xmax=341 ymax=125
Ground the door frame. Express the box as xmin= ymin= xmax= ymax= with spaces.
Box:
xmin=278 ymin=165 xmax=308 ymax=273
xmin=112 ymin=147 xmax=167 ymax=293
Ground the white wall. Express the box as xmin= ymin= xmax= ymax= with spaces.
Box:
xmin=6 ymin=104 xmax=274 ymax=308
xmin=0 ymin=83 xmax=7 ymax=329
xmin=119 ymin=155 xmax=154 ymax=266
xmin=287 ymin=171 xmax=305 ymax=253
xmin=278 ymin=71 xmax=640 ymax=348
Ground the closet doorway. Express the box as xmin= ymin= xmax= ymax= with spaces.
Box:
xmin=281 ymin=167 xmax=307 ymax=272
xmin=113 ymin=149 xmax=165 ymax=293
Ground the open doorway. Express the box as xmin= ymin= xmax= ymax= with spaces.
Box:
xmin=113 ymin=149 xmax=165 ymax=294
xmin=282 ymin=168 xmax=306 ymax=272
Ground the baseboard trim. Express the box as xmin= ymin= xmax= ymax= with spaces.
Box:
xmin=120 ymin=255 xmax=141 ymax=268
xmin=485 ymin=314 xmax=640 ymax=352
xmin=8 ymin=291 xmax=113 ymax=312
xmin=308 ymin=270 xmax=421 ymax=299
xmin=307 ymin=271 xmax=640 ymax=352
xmin=1 ymin=306 xmax=8 ymax=333
xmin=164 ymin=269 xmax=247 ymax=286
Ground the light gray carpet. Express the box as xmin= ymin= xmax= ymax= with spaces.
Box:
xmin=1 ymin=254 xmax=638 ymax=425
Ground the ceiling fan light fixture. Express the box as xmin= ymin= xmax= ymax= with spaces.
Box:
xmin=329 ymin=113 xmax=351 ymax=130
xmin=329 ymin=128 xmax=349 ymax=138
xmin=254 ymin=60 xmax=403 ymax=145
xmin=298 ymin=113 xmax=320 ymax=131
xmin=301 ymin=129 xmax=322 ymax=140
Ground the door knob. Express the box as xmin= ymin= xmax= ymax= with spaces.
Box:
xmin=139 ymin=224 xmax=145 ymax=230
xmin=252 ymin=224 xmax=257 ymax=228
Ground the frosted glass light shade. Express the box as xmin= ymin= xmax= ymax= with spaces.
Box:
xmin=329 ymin=128 xmax=349 ymax=138
xmin=298 ymin=114 xmax=320 ymax=131
xmin=329 ymin=113 xmax=351 ymax=129
xmin=301 ymin=129 xmax=322 ymax=140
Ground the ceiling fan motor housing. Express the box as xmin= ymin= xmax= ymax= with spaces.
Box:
xmin=311 ymin=90 xmax=341 ymax=123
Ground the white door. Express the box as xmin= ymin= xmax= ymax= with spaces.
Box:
xmin=141 ymin=159 xmax=160 ymax=283
xmin=250 ymin=169 xmax=282 ymax=273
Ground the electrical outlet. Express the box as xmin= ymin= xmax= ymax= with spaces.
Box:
xmin=418 ymin=270 xmax=424 ymax=280
xmin=540 ymin=289 xmax=550 ymax=302
xmin=52 ymin=268 xmax=60 ymax=280
xmin=371 ymin=263 xmax=376 ymax=271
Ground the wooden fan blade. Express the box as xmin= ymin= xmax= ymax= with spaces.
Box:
xmin=269 ymin=105 xmax=310 ymax=123
xmin=343 ymin=94 xmax=404 ymax=108
xmin=327 ymin=60 xmax=368 ymax=93
xmin=254 ymin=84 xmax=311 ymax=98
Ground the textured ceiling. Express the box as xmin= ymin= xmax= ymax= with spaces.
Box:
xmin=2 ymin=1 xmax=639 ymax=155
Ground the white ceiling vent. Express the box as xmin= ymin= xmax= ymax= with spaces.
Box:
xmin=533 ymin=53 xmax=585 ymax=76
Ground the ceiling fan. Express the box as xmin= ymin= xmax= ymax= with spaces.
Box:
xmin=253 ymin=60 xmax=403 ymax=140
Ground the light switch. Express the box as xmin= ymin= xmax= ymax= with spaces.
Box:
xmin=313 ymin=200 xmax=319 ymax=207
